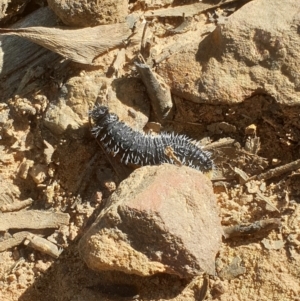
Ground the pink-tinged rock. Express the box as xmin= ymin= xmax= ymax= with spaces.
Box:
xmin=157 ymin=0 xmax=300 ymax=105
xmin=79 ymin=164 xmax=223 ymax=277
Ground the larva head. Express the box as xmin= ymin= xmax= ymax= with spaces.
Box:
xmin=89 ymin=105 xmax=109 ymax=124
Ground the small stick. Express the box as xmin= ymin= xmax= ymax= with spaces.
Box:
xmin=24 ymin=234 xmax=62 ymax=258
xmin=223 ymin=218 xmax=282 ymax=239
xmin=202 ymin=138 xmax=236 ymax=151
xmin=249 ymin=159 xmax=300 ymax=181
xmin=0 ymin=231 xmax=31 ymax=252
xmin=140 ymin=21 xmax=149 ymax=51
xmin=0 ymin=210 xmax=70 ymax=231
xmin=135 ymin=56 xmax=174 ymax=123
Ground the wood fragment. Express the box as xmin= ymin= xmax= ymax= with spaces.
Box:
xmin=0 ymin=198 xmax=33 ymax=212
xmin=24 ymin=234 xmax=62 ymax=258
xmin=141 ymin=21 xmax=149 ymax=50
xmin=0 ymin=23 xmax=132 ymax=66
xmin=223 ymin=218 xmax=282 ymax=239
xmin=196 ymin=275 xmax=209 ymax=301
xmin=244 ymin=136 xmax=260 ymax=154
xmin=0 ymin=231 xmax=31 ymax=252
xmin=0 ymin=210 xmax=70 ymax=231
xmin=202 ymin=138 xmax=236 ymax=151
xmin=144 ymin=0 xmax=248 ymax=18
xmin=250 ymin=159 xmax=300 ymax=181
xmin=233 ymin=167 xmax=249 ymax=184
xmin=135 ymin=56 xmax=174 ymax=123
xmin=43 ymin=140 xmax=55 ymax=164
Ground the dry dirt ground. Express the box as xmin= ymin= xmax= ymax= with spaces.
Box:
xmin=1 ymin=1 xmax=300 ymax=301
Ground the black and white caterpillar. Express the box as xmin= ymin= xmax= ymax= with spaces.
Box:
xmin=89 ymin=105 xmax=214 ymax=175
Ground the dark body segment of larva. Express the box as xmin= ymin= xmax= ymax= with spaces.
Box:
xmin=90 ymin=105 xmax=214 ymax=174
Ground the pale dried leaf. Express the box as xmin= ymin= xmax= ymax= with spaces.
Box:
xmin=0 ymin=23 xmax=132 ymax=65
xmin=234 ymin=167 xmax=249 ymax=183
xmin=261 ymin=238 xmax=285 ymax=250
xmin=256 ymin=191 xmax=280 ymax=213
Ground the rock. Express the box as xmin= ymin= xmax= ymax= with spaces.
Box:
xmin=43 ymin=100 xmax=82 ymax=135
xmin=79 ymin=164 xmax=223 ymax=277
xmin=43 ymin=73 xmax=150 ymax=137
xmin=133 ymin=0 xmax=174 ymax=10
xmin=47 ymin=0 xmax=128 ymax=27
xmin=157 ymin=0 xmax=300 ymax=105
xmin=63 ymin=74 xmax=150 ymax=131
xmin=29 ymin=164 xmax=48 ymax=184
xmin=18 ymin=159 xmax=34 ymax=179
xmin=0 ymin=0 xmax=31 ymax=24
xmin=0 ymin=103 xmax=9 ymax=122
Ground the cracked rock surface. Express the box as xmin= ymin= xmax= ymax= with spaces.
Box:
xmin=79 ymin=164 xmax=223 ymax=277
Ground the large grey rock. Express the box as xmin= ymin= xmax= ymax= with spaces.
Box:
xmin=79 ymin=164 xmax=223 ymax=277
xmin=157 ymin=0 xmax=300 ymax=105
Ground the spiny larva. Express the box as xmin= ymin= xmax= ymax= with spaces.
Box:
xmin=89 ymin=105 xmax=214 ymax=175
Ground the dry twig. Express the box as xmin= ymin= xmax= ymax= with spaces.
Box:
xmin=0 ymin=232 xmax=31 ymax=252
xmin=202 ymin=138 xmax=236 ymax=151
xmin=249 ymin=159 xmax=300 ymax=181
xmin=135 ymin=55 xmax=174 ymax=123
xmin=0 ymin=210 xmax=70 ymax=231
xmin=223 ymin=218 xmax=282 ymax=239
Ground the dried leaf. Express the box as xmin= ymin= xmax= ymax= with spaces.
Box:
xmin=256 ymin=191 xmax=280 ymax=213
xmin=261 ymin=238 xmax=285 ymax=250
xmin=0 ymin=23 xmax=132 ymax=66
xmin=234 ymin=166 xmax=249 ymax=184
